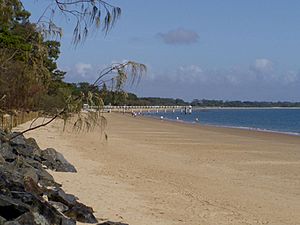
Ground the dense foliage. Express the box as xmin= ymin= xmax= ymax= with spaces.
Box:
xmin=191 ymin=99 xmax=300 ymax=107
xmin=98 ymin=95 xmax=300 ymax=107
xmin=0 ymin=0 xmax=67 ymax=111
xmin=0 ymin=0 xmax=121 ymax=114
xmin=1 ymin=0 xmax=298 ymax=122
xmin=0 ymin=0 xmax=149 ymax=138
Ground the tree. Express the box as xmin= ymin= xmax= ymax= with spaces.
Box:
xmin=0 ymin=1 xmax=54 ymax=110
xmin=0 ymin=1 xmax=147 ymax=140
xmin=37 ymin=0 xmax=121 ymax=45
xmin=9 ymin=60 xmax=146 ymax=140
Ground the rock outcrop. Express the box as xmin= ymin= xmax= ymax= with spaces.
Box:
xmin=0 ymin=131 xmax=97 ymax=224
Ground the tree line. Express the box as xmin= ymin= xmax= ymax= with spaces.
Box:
xmin=0 ymin=1 xmax=146 ymax=112
xmin=0 ymin=0 xmax=147 ymax=137
xmin=191 ymin=99 xmax=300 ymax=108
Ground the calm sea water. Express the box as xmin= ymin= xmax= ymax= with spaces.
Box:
xmin=144 ymin=108 xmax=300 ymax=135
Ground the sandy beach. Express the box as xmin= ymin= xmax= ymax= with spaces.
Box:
xmin=16 ymin=113 xmax=300 ymax=225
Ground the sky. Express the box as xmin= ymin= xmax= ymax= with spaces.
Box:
xmin=23 ymin=0 xmax=300 ymax=102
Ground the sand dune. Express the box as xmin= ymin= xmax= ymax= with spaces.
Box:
xmin=16 ymin=113 xmax=300 ymax=225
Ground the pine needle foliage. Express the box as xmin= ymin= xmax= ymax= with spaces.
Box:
xmin=9 ymin=61 xmax=147 ymax=141
xmin=37 ymin=0 xmax=121 ymax=45
xmin=70 ymin=61 xmax=146 ymax=134
xmin=0 ymin=1 xmax=146 ymax=141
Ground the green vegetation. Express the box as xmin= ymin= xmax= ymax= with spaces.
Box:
xmin=0 ymin=0 xmax=147 ymax=139
xmin=191 ymin=99 xmax=300 ymax=107
xmin=1 ymin=0 xmax=297 ymax=139
xmin=93 ymin=94 xmax=300 ymax=107
xmin=0 ymin=0 xmax=50 ymax=110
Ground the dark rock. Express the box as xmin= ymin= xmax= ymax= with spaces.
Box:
xmin=10 ymin=191 xmax=35 ymax=205
xmin=48 ymin=188 xmax=97 ymax=223
xmin=12 ymin=144 xmax=34 ymax=159
xmin=61 ymin=217 xmax=76 ymax=225
xmin=47 ymin=188 xmax=77 ymax=206
xmin=1 ymin=157 xmax=58 ymax=189
xmin=0 ymin=131 xmax=9 ymax=147
xmin=98 ymin=222 xmax=129 ymax=225
xmin=0 ymin=143 xmax=17 ymax=162
xmin=23 ymin=167 xmax=39 ymax=184
xmin=0 ymin=164 xmax=25 ymax=191
xmin=0 ymin=130 xmax=6 ymax=138
xmin=48 ymin=201 xmax=69 ymax=213
xmin=41 ymin=148 xmax=77 ymax=173
xmin=0 ymin=129 xmax=97 ymax=224
xmin=24 ymin=137 xmax=40 ymax=151
xmin=9 ymin=133 xmax=26 ymax=146
xmin=9 ymin=134 xmax=39 ymax=159
xmin=3 ymin=221 xmax=21 ymax=225
xmin=17 ymin=158 xmax=60 ymax=188
xmin=35 ymin=167 xmax=59 ymax=188
xmin=0 ymin=154 xmax=5 ymax=164
xmin=24 ymin=138 xmax=42 ymax=160
xmin=23 ymin=177 xmax=44 ymax=196
xmin=23 ymin=157 xmax=43 ymax=170
xmin=14 ymin=212 xmax=39 ymax=225
xmin=0 ymin=195 xmax=29 ymax=221
xmin=64 ymin=202 xmax=98 ymax=224
xmin=8 ymin=188 xmax=76 ymax=225
xmin=34 ymin=200 xmax=75 ymax=225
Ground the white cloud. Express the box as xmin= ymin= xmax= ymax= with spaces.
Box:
xmin=251 ymin=58 xmax=274 ymax=73
xmin=176 ymin=65 xmax=205 ymax=83
xmin=75 ymin=63 xmax=93 ymax=78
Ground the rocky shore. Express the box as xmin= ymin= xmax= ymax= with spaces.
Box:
xmin=0 ymin=129 xmax=123 ymax=225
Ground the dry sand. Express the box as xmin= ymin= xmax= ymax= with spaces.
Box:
xmin=15 ymin=113 xmax=300 ymax=225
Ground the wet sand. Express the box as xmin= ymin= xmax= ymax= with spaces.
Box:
xmin=16 ymin=113 xmax=300 ymax=225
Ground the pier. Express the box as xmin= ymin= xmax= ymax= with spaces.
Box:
xmin=87 ymin=105 xmax=193 ymax=114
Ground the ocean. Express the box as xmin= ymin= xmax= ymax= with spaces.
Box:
xmin=144 ymin=108 xmax=300 ymax=136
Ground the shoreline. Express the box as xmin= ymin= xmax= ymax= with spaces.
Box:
xmin=140 ymin=107 xmax=300 ymax=137
xmin=139 ymin=113 xmax=300 ymax=143
xmin=193 ymin=106 xmax=300 ymax=109
xmin=141 ymin=113 xmax=300 ymax=138
xmin=15 ymin=113 xmax=300 ymax=225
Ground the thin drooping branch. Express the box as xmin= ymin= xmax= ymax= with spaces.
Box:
xmin=8 ymin=61 xmax=146 ymax=141
xmin=37 ymin=0 xmax=122 ymax=45
xmin=29 ymin=114 xmax=43 ymax=129
xmin=8 ymin=110 xmax=63 ymax=141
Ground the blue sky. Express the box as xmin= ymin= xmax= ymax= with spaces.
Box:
xmin=23 ymin=0 xmax=300 ymax=101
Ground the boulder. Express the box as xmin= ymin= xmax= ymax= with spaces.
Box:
xmin=8 ymin=133 xmax=26 ymax=146
xmin=0 ymin=129 xmax=99 ymax=224
xmin=14 ymin=212 xmax=43 ymax=225
xmin=64 ymin=202 xmax=98 ymax=224
xmin=24 ymin=138 xmax=42 ymax=161
xmin=0 ymin=143 xmax=17 ymax=162
xmin=0 ymin=195 xmax=30 ymax=221
xmin=47 ymin=188 xmax=77 ymax=206
xmin=41 ymin=148 xmax=77 ymax=172
xmin=48 ymin=201 xmax=69 ymax=213
xmin=35 ymin=167 xmax=59 ymax=188
xmin=48 ymin=188 xmax=97 ymax=223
